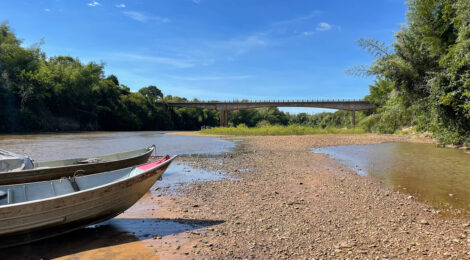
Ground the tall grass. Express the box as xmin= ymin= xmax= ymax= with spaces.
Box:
xmin=200 ymin=124 xmax=365 ymax=136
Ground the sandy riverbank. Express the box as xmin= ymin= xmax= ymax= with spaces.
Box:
xmin=6 ymin=134 xmax=470 ymax=259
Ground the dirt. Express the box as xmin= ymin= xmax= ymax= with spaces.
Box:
xmin=8 ymin=133 xmax=470 ymax=259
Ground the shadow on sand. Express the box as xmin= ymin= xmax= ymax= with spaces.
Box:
xmin=1 ymin=218 xmax=224 ymax=259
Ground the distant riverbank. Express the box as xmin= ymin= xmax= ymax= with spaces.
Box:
xmin=200 ymin=125 xmax=365 ymax=136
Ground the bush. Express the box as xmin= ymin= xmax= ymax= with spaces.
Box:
xmin=200 ymin=125 xmax=365 ymax=136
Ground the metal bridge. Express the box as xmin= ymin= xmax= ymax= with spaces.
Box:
xmin=157 ymin=99 xmax=375 ymax=127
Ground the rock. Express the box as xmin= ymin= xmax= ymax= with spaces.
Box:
xmin=336 ymin=241 xmax=355 ymax=249
xmin=420 ymin=220 xmax=430 ymax=225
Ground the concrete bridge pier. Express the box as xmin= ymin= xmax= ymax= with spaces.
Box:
xmin=352 ymin=111 xmax=355 ymax=128
xmin=219 ymin=109 xmax=229 ymax=127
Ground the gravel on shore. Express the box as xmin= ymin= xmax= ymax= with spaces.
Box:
xmin=149 ymin=134 xmax=470 ymax=259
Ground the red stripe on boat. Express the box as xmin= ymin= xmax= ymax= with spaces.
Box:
xmin=137 ymin=155 xmax=171 ymax=170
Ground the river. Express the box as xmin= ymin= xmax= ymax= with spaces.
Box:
xmin=315 ymin=142 xmax=470 ymax=215
xmin=0 ymin=131 xmax=235 ymax=161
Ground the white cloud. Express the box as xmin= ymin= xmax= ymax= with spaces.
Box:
xmin=44 ymin=8 xmax=51 ymax=12
xmin=115 ymin=4 xmax=126 ymax=8
xmin=315 ymin=22 xmax=332 ymax=31
xmin=302 ymin=31 xmax=314 ymax=36
xmin=168 ymin=75 xmax=254 ymax=81
xmin=87 ymin=1 xmax=101 ymax=7
xmin=192 ymin=0 xmax=201 ymax=4
xmin=115 ymin=53 xmax=194 ymax=68
xmin=122 ymin=11 xmax=170 ymax=23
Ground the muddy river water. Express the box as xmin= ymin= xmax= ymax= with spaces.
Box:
xmin=315 ymin=142 xmax=470 ymax=214
xmin=0 ymin=131 xmax=235 ymax=161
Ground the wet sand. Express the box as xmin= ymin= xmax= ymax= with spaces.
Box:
xmin=7 ymin=133 xmax=470 ymax=259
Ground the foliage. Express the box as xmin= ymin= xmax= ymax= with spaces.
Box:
xmin=354 ymin=0 xmax=470 ymax=144
xmin=200 ymin=124 xmax=365 ymax=136
xmin=0 ymin=22 xmax=216 ymax=132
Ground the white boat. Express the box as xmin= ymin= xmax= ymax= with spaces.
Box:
xmin=0 ymin=155 xmax=176 ymax=248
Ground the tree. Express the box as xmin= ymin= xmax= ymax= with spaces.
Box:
xmin=351 ymin=0 xmax=470 ymax=143
xmin=139 ymin=85 xmax=163 ymax=102
xmin=430 ymin=0 xmax=470 ymax=144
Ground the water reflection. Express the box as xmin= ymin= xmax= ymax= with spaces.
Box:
xmin=314 ymin=142 xmax=470 ymax=213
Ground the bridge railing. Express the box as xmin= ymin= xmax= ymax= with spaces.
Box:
xmin=161 ymin=99 xmax=368 ymax=103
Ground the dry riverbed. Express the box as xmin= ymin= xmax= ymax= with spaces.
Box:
xmin=6 ymin=134 xmax=470 ymax=259
xmin=152 ymin=134 xmax=470 ymax=259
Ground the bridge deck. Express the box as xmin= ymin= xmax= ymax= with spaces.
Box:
xmin=159 ymin=99 xmax=375 ymax=111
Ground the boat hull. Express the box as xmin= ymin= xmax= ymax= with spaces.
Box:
xmin=0 ymin=147 xmax=155 ymax=185
xmin=0 ymin=160 xmax=172 ymax=248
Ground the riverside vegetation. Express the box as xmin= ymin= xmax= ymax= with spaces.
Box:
xmin=200 ymin=124 xmax=365 ymax=136
xmin=2 ymin=0 xmax=470 ymax=144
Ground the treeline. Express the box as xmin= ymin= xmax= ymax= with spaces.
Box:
xmin=228 ymin=108 xmax=359 ymax=128
xmin=0 ymin=21 xmax=357 ymax=133
xmin=0 ymin=22 xmax=219 ymax=132
xmin=354 ymin=0 xmax=470 ymax=144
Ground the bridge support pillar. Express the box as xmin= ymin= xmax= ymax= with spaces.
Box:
xmin=219 ymin=110 xmax=224 ymax=127
xmin=219 ymin=109 xmax=229 ymax=127
xmin=352 ymin=111 xmax=356 ymax=128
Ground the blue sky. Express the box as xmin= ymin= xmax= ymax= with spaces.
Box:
xmin=0 ymin=0 xmax=407 ymax=113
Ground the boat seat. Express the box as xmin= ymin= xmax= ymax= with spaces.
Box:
xmin=0 ymin=189 xmax=14 ymax=204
